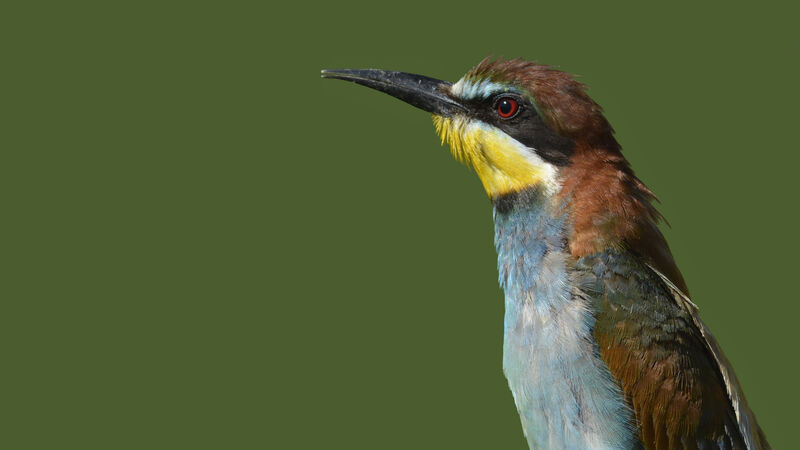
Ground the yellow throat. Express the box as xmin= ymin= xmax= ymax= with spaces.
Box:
xmin=433 ymin=115 xmax=559 ymax=198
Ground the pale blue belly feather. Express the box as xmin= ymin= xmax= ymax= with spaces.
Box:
xmin=494 ymin=196 xmax=637 ymax=450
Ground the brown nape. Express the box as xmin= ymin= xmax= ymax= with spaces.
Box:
xmin=558 ymin=143 xmax=690 ymax=296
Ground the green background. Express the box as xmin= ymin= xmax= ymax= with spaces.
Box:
xmin=4 ymin=1 xmax=797 ymax=448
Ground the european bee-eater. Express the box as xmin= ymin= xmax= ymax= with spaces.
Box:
xmin=322 ymin=58 xmax=769 ymax=450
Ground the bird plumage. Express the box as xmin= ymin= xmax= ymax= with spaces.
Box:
xmin=322 ymin=57 xmax=769 ymax=449
xmin=495 ymin=187 xmax=639 ymax=449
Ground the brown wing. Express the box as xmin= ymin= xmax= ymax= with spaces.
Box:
xmin=587 ymin=251 xmax=769 ymax=449
xmin=650 ymin=266 xmax=769 ymax=450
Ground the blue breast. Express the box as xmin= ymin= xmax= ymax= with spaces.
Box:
xmin=493 ymin=191 xmax=637 ymax=449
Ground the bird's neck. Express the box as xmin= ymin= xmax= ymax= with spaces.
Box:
xmin=492 ymin=143 xmax=687 ymax=294
xmin=492 ymin=186 xmax=568 ymax=293
xmin=558 ymin=144 xmax=688 ymax=294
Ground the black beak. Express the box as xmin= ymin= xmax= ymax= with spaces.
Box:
xmin=321 ymin=69 xmax=466 ymax=117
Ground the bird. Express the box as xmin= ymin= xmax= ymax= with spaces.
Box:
xmin=321 ymin=57 xmax=769 ymax=450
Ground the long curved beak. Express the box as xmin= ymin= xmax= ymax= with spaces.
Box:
xmin=321 ymin=69 xmax=466 ymax=117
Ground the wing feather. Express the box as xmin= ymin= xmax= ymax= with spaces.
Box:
xmin=648 ymin=265 xmax=769 ymax=450
xmin=586 ymin=251 xmax=769 ymax=449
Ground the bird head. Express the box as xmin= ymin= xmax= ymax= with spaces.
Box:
xmin=322 ymin=57 xmax=617 ymax=200
xmin=323 ymin=57 xmax=688 ymax=293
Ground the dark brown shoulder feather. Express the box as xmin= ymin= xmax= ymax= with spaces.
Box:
xmin=560 ymin=143 xmax=689 ymax=295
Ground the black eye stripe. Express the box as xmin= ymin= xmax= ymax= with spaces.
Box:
xmin=460 ymin=93 xmax=574 ymax=166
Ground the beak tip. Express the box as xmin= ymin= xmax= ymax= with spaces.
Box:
xmin=320 ymin=69 xmax=341 ymax=79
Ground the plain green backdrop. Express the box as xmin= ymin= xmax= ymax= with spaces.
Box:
xmin=3 ymin=1 xmax=797 ymax=448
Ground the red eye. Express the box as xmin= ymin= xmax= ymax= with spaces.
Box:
xmin=496 ymin=97 xmax=519 ymax=118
